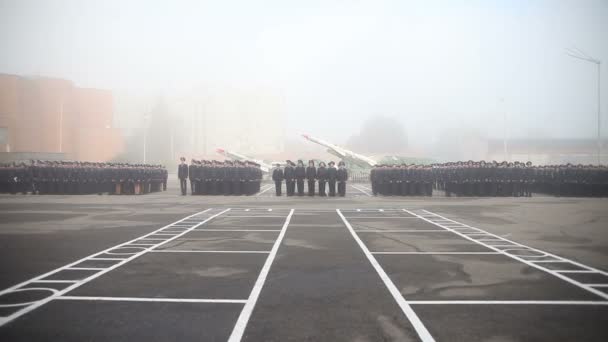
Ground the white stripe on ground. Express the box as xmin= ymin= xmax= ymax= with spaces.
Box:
xmin=408 ymin=300 xmax=608 ymax=305
xmin=57 ymin=296 xmax=247 ymax=304
xmin=350 ymin=184 xmax=372 ymax=196
xmin=337 ymin=209 xmax=436 ymax=342
xmin=408 ymin=209 xmax=608 ymax=301
xmin=151 ymin=250 xmax=270 ymax=254
xmin=228 ymin=209 xmax=295 ymax=342
xmin=0 ymin=208 xmax=228 ymax=327
xmin=371 ymin=251 xmax=501 ymax=255
xmin=255 ymin=184 xmax=274 ymax=196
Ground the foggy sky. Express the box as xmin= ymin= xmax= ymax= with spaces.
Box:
xmin=1 ymin=0 xmax=607 ymax=146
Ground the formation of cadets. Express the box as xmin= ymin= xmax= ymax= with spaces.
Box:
xmin=177 ymin=157 xmax=263 ymax=196
xmin=371 ymin=161 xmax=608 ymax=197
xmin=272 ymin=160 xmax=349 ymax=197
xmin=0 ymin=160 xmax=167 ymax=195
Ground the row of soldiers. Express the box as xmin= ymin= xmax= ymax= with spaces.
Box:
xmin=0 ymin=161 xmax=167 ymax=195
xmin=370 ymin=161 xmax=608 ymax=197
xmin=272 ymin=160 xmax=349 ymax=197
xmin=177 ymin=158 xmax=263 ymax=196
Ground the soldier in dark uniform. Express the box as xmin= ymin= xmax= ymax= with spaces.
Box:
xmin=337 ymin=161 xmax=348 ymax=197
xmin=327 ymin=161 xmax=337 ymax=197
xmin=188 ymin=159 xmax=196 ymax=195
xmin=223 ymin=161 xmax=232 ymax=195
xmin=178 ymin=157 xmax=188 ymax=196
xmin=233 ymin=161 xmax=243 ymax=195
xmin=306 ymin=160 xmax=316 ymax=196
xmin=284 ymin=160 xmax=295 ymax=196
xmin=317 ymin=161 xmax=327 ymax=196
xmin=295 ymin=160 xmax=306 ymax=196
xmin=272 ymin=162 xmax=284 ymax=196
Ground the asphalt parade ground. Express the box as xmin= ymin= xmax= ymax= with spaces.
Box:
xmin=0 ymin=180 xmax=607 ymax=341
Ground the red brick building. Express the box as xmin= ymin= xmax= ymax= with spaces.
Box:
xmin=0 ymin=73 xmax=124 ymax=161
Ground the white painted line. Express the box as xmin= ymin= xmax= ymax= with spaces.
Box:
xmin=151 ymin=250 xmax=271 ymax=254
xmin=354 ymin=230 xmax=450 ymax=233
xmin=350 ymin=184 xmax=372 ymax=196
xmin=343 ymin=217 xmax=419 ymax=219
xmin=31 ymin=280 xmax=78 ymax=283
xmin=223 ymin=216 xmax=286 ymax=218
xmin=57 ymin=296 xmax=247 ymax=304
xmin=194 ymin=229 xmax=281 ymax=232
xmin=408 ymin=300 xmax=608 ymax=305
xmin=337 ymin=209 xmax=435 ymax=342
xmin=371 ymin=252 xmax=501 ymax=255
xmin=0 ymin=208 xmax=229 ymax=328
xmin=530 ymin=260 xmax=569 ymax=263
xmin=229 ymin=209 xmax=295 ymax=342
xmin=410 ymin=209 xmax=608 ymax=301
xmin=255 ymin=185 xmax=274 ymax=196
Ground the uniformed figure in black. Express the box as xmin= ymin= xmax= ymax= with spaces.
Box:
xmin=337 ymin=161 xmax=348 ymax=197
xmin=295 ymin=160 xmax=306 ymax=196
xmin=272 ymin=163 xmax=284 ymax=196
xmin=317 ymin=161 xmax=327 ymax=196
xmin=178 ymin=157 xmax=188 ymax=195
xmin=327 ymin=161 xmax=337 ymax=197
xmin=284 ymin=160 xmax=295 ymax=196
xmin=189 ymin=159 xmax=196 ymax=195
xmin=223 ymin=161 xmax=233 ymax=195
xmin=306 ymin=160 xmax=316 ymax=196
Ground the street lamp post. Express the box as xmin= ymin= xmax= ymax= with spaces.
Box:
xmin=143 ymin=112 xmax=150 ymax=163
xmin=566 ymin=47 xmax=602 ymax=165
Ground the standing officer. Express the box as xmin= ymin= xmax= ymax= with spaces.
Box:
xmin=284 ymin=160 xmax=295 ymax=196
xmin=306 ymin=160 xmax=316 ymax=196
xmin=337 ymin=161 xmax=348 ymax=197
xmin=189 ymin=159 xmax=197 ymax=195
xmin=317 ymin=161 xmax=327 ymax=196
xmin=178 ymin=157 xmax=188 ymax=196
xmin=272 ymin=162 xmax=284 ymax=196
xmin=295 ymin=160 xmax=306 ymax=196
xmin=327 ymin=161 xmax=337 ymax=197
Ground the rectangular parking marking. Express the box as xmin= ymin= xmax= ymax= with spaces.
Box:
xmin=150 ymin=250 xmax=271 ymax=254
xmin=0 ymin=208 xmax=229 ymax=327
xmin=57 ymin=296 xmax=248 ymax=304
xmin=337 ymin=209 xmax=436 ymax=342
xmin=228 ymin=209 xmax=294 ymax=342
xmin=407 ymin=209 xmax=608 ymax=301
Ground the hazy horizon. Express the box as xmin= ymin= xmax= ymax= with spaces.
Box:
xmin=1 ymin=0 xmax=607 ymax=147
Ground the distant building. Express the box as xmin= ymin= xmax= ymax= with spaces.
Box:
xmin=486 ymin=138 xmax=607 ymax=165
xmin=0 ymin=73 xmax=124 ymax=161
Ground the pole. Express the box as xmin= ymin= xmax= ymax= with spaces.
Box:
xmin=598 ymin=62 xmax=602 ymax=165
xmin=59 ymin=99 xmax=63 ymax=153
